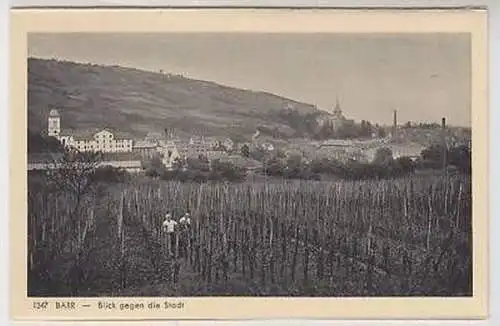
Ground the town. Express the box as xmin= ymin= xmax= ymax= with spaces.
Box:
xmin=28 ymin=100 xmax=470 ymax=176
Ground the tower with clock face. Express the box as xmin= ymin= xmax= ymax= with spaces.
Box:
xmin=48 ymin=109 xmax=60 ymax=137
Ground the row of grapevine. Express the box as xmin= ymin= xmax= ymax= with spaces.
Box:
xmin=28 ymin=173 xmax=472 ymax=296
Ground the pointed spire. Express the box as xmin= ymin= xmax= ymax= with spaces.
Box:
xmin=334 ymin=96 xmax=342 ymax=115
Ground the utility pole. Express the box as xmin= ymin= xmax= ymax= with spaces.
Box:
xmin=441 ymin=117 xmax=447 ymax=171
xmin=393 ymin=109 xmax=397 ymax=137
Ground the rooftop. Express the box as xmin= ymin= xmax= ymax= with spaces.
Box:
xmin=133 ymin=140 xmax=157 ymax=149
xmin=49 ymin=109 xmax=60 ymax=117
xmin=60 ymin=127 xmax=134 ymax=140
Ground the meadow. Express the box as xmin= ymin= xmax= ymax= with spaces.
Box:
xmin=27 ymin=173 xmax=472 ymax=297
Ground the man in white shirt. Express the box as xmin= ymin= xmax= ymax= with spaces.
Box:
xmin=179 ymin=212 xmax=191 ymax=228
xmin=162 ymin=214 xmax=177 ymax=233
xmin=178 ymin=212 xmax=192 ymax=258
xmin=162 ymin=213 xmax=178 ymax=255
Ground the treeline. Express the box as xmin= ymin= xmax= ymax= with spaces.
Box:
xmin=277 ymin=108 xmax=386 ymax=140
xmin=315 ymin=119 xmax=385 ymax=140
xmin=143 ymin=155 xmax=247 ymax=183
xmin=139 ymin=142 xmax=471 ymax=183
xmin=262 ymin=143 xmax=471 ymax=181
xmin=28 ymin=131 xmax=64 ymax=153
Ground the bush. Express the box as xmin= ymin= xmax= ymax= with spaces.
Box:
xmin=91 ymin=165 xmax=130 ymax=183
xmin=143 ymin=155 xmax=166 ymax=178
xmin=417 ymin=143 xmax=471 ymax=174
xmin=209 ymin=159 xmax=247 ymax=183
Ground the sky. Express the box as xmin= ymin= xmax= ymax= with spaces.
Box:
xmin=28 ymin=33 xmax=471 ymax=126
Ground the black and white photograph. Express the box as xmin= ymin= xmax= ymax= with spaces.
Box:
xmin=26 ymin=30 xmax=474 ymax=299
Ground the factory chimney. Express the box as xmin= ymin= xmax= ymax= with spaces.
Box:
xmin=441 ymin=117 xmax=447 ymax=170
xmin=392 ymin=110 xmax=397 ymax=138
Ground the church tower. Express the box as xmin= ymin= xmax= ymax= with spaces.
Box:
xmin=48 ymin=108 xmax=60 ymax=137
xmin=331 ymin=96 xmax=345 ymax=131
xmin=333 ymin=96 xmax=343 ymax=118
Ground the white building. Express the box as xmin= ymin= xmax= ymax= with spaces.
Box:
xmin=161 ymin=140 xmax=183 ymax=170
xmin=48 ymin=108 xmax=134 ymax=153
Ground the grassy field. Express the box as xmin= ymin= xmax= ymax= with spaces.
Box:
xmin=27 ymin=173 xmax=472 ymax=297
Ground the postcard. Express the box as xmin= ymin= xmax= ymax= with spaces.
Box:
xmin=9 ymin=8 xmax=488 ymax=321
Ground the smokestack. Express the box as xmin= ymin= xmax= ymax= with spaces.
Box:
xmin=392 ymin=110 xmax=397 ymax=138
xmin=442 ymin=117 xmax=447 ymax=170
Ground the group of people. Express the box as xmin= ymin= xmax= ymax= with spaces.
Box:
xmin=162 ymin=212 xmax=191 ymax=234
xmin=161 ymin=212 xmax=192 ymax=257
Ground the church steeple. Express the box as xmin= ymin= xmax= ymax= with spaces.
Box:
xmin=333 ymin=96 xmax=342 ymax=116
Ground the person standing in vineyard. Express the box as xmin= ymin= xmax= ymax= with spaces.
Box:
xmin=179 ymin=212 xmax=191 ymax=229
xmin=178 ymin=212 xmax=191 ymax=258
xmin=162 ymin=213 xmax=178 ymax=255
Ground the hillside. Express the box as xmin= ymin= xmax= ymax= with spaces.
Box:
xmin=28 ymin=58 xmax=322 ymax=140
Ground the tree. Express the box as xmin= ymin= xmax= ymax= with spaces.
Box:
xmin=209 ymin=159 xmax=247 ymax=182
xmin=263 ymin=157 xmax=285 ymax=176
xmin=44 ymin=147 xmax=104 ymax=295
xmin=249 ymin=146 xmax=268 ymax=162
xmin=377 ymin=127 xmax=386 ymax=138
xmin=144 ymin=155 xmax=165 ymax=178
xmin=187 ymin=156 xmax=210 ymax=172
xmin=91 ymin=165 xmax=129 ymax=183
xmin=448 ymin=145 xmax=471 ymax=174
xmin=420 ymin=144 xmax=447 ymax=169
xmin=28 ymin=130 xmax=65 ymax=153
xmin=285 ymin=154 xmax=303 ymax=178
xmin=372 ymin=147 xmax=393 ymax=166
xmin=240 ymin=144 xmax=250 ymax=158
xmin=394 ymin=156 xmax=416 ymax=175
xmin=46 ymin=148 xmax=104 ymax=197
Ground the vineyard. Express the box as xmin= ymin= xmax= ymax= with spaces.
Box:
xmin=28 ymin=173 xmax=472 ymax=297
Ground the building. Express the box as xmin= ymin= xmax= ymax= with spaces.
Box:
xmin=203 ymin=136 xmax=234 ymax=151
xmin=203 ymin=137 xmax=220 ymax=150
xmin=58 ymin=128 xmax=134 ymax=153
xmin=47 ymin=108 xmax=134 ymax=153
xmin=132 ymin=140 xmax=158 ymax=159
xmin=48 ymin=109 xmax=61 ymax=137
xmin=206 ymin=150 xmax=229 ymax=160
xmin=330 ymin=97 xmax=346 ymax=131
xmin=221 ymin=138 xmax=234 ymax=151
xmin=144 ymin=131 xmax=164 ymax=143
xmin=260 ymin=142 xmax=275 ymax=152
xmin=28 ymin=160 xmax=143 ymax=173
xmin=98 ymin=160 xmax=143 ymax=173
xmin=363 ymin=143 xmax=425 ymax=162
xmin=316 ymin=97 xmax=354 ymax=132
xmin=161 ymin=140 xmax=183 ymax=170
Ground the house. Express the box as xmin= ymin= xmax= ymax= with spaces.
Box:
xmin=203 ymin=137 xmax=220 ymax=150
xmin=363 ymin=143 xmax=425 ymax=162
xmin=315 ymin=98 xmax=354 ymax=132
xmin=201 ymin=137 xmax=235 ymax=151
xmin=220 ymin=155 xmax=263 ymax=172
xmin=144 ymin=131 xmax=164 ymax=143
xmin=161 ymin=140 xmax=183 ymax=170
xmin=132 ymin=140 xmax=158 ymax=159
xmin=221 ymin=138 xmax=234 ymax=151
xmin=260 ymin=142 xmax=275 ymax=152
xmin=28 ymin=160 xmax=143 ymax=173
xmin=99 ymin=160 xmax=143 ymax=173
xmin=206 ymin=150 xmax=229 ymax=160
xmin=48 ymin=109 xmax=134 ymax=153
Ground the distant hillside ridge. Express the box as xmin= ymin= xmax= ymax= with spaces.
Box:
xmin=27 ymin=58 xmax=324 ymax=140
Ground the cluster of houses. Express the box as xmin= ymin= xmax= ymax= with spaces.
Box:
xmin=39 ymin=107 xmax=447 ymax=174
xmin=43 ymin=108 xmax=260 ymax=172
